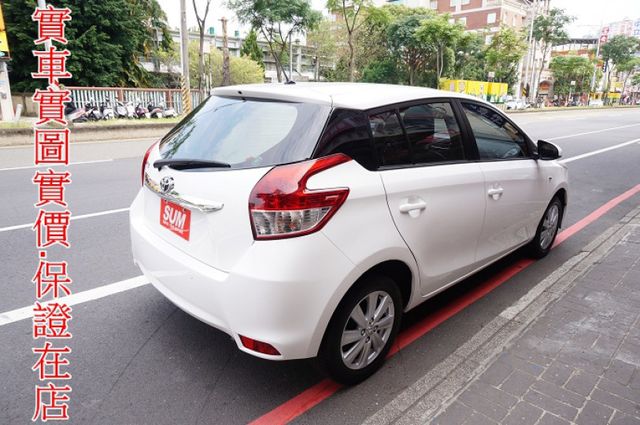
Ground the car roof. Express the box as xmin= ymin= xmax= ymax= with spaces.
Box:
xmin=212 ymin=82 xmax=485 ymax=110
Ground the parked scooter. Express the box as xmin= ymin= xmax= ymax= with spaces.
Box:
xmin=147 ymin=102 xmax=164 ymax=119
xmin=161 ymin=102 xmax=178 ymax=118
xmin=64 ymin=100 xmax=88 ymax=123
xmin=135 ymin=100 xmax=151 ymax=119
xmin=125 ymin=101 xmax=136 ymax=119
xmin=101 ymin=98 xmax=115 ymax=120
xmin=84 ymin=99 xmax=102 ymax=121
xmin=115 ymin=100 xmax=128 ymax=119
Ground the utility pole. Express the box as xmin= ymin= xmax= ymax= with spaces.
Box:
xmin=289 ymin=32 xmax=294 ymax=81
xmin=522 ymin=0 xmax=537 ymax=102
xmin=590 ymin=23 xmax=604 ymax=97
xmin=179 ymin=0 xmax=191 ymax=113
xmin=220 ymin=17 xmax=230 ymax=86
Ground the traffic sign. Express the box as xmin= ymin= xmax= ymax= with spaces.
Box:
xmin=0 ymin=2 xmax=10 ymax=60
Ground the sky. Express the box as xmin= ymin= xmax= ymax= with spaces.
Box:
xmin=553 ymin=0 xmax=640 ymax=37
xmin=157 ymin=0 xmax=640 ymax=38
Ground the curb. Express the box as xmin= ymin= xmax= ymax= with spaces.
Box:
xmin=363 ymin=206 xmax=640 ymax=425
xmin=0 ymin=124 xmax=174 ymax=147
xmin=506 ymin=106 xmax=640 ymax=114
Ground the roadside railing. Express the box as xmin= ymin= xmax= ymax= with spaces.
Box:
xmin=65 ymin=87 xmax=204 ymax=114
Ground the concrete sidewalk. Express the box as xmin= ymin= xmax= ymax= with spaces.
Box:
xmin=365 ymin=208 xmax=640 ymax=425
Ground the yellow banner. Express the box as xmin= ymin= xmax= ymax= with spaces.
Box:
xmin=0 ymin=2 xmax=9 ymax=59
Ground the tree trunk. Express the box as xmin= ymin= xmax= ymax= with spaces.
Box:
xmin=260 ymin=28 xmax=283 ymax=82
xmin=348 ymin=31 xmax=355 ymax=82
xmin=198 ymin=30 xmax=205 ymax=91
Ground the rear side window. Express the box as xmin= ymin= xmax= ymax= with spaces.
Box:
xmin=369 ymin=110 xmax=411 ymax=167
xmin=461 ymin=102 xmax=528 ymax=160
xmin=159 ymin=96 xmax=331 ymax=169
xmin=315 ymin=109 xmax=376 ymax=170
xmin=398 ymin=102 xmax=464 ymax=164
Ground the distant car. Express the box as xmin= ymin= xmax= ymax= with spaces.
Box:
xmin=589 ymin=99 xmax=604 ymax=107
xmin=130 ymin=83 xmax=569 ymax=384
xmin=505 ymin=98 xmax=530 ymax=110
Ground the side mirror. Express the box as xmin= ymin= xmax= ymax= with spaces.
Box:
xmin=537 ymin=140 xmax=562 ymax=160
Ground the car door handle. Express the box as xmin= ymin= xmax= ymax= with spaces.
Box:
xmin=487 ymin=187 xmax=504 ymax=200
xmin=399 ymin=200 xmax=427 ymax=213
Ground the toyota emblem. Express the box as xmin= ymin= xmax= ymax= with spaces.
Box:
xmin=160 ymin=176 xmax=174 ymax=194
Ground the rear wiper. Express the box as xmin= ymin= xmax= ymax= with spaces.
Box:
xmin=153 ymin=158 xmax=231 ymax=170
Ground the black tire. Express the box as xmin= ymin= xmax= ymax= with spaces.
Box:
xmin=319 ymin=275 xmax=402 ymax=385
xmin=528 ymin=196 xmax=563 ymax=259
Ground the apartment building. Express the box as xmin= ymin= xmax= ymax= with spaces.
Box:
xmin=385 ymin=0 xmax=533 ymax=42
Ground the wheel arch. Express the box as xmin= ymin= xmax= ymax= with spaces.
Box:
xmin=309 ymin=255 xmax=418 ymax=358
xmin=553 ymin=187 xmax=568 ymax=227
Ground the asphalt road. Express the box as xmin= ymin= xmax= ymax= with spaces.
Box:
xmin=1 ymin=108 xmax=639 ymax=424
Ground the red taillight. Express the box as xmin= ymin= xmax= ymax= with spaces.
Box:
xmin=249 ymin=154 xmax=351 ymax=240
xmin=239 ymin=335 xmax=281 ymax=356
xmin=141 ymin=141 xmax=159 ymax=185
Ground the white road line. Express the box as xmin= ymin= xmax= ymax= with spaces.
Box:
xmin=560 ymin=138 xmax=640 ymax=164
xmin=547 ymin=123 xmax=640 ymax=141
xmin=0 ymin=137 xmax=157 ymax=150
xmin=0 ymin=159 xmax=113 ymax=172
xmin=0 ymin=275 xmax=149 ymax=327
xmin=0 ymin=207 xmax=130 ymax=233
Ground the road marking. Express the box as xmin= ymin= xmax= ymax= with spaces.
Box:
xmin=0 ymin=137 xmax=157 ymax=150
xmin=0 ymin=207 xmax=129 ymax=233
xmin=547 ymin=123 xmax=640 ymax=141
xmin=560 ymin=138 xmax=640 ymax=164
xmin=0 ymin=159 xmax=113 ymax=172
xmin=249 ymin=183 xmax=640 ymax=425
xmin=0 ymin=275 xmax=148 ymax=327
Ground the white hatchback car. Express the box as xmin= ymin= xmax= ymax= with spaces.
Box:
xmin=130 ymin=83 xmax=568 ymax=384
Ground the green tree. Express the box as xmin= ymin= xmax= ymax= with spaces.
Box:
xmin=485 ymin=26 xmax=527 ymax=88
xmin=415 ymin=14 xmax=464 ymax=83
xmin=3 ymin=0 xmax=173 ymax=90
xmin=229 ymin=0 xmax=321 ymax=82
xmin=615 ymin=56 xmax=640 ymax=97
xmin=532 ymin=8 xmax=574 ymax=97
xmin=601 ymin=35 xmax=639 ymax=102
xmin=549 ymin=55 xmax=592 ymax=97
xmin=306 ymin=19 xmax=338 ymax=80
xmin=188 ymin=40 xmax=263 ymax=87
xmin=452 ymin=32 xmax=485 ymax=81
xmin=326 ymin=0 xmax=371 ymax=81
xmin=240 ymin=28 xmax=264 ymax=69
xmin=387 ymin=10 xmax=434 ymax=85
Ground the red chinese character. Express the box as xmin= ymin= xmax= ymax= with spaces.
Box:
xmin=32 ymin=342 xmax=72 ymax=380
xmin=32 ymin=251 xmax=72 ymax=299
xmin=35 ymin=128 xmax=70 ymax=165
xmin=33 ymin=383 xmax=72 ymax=421
xmin=32 ymin=47 xmax=72 ymax=84
xmin=32 ymin=86 xmax=72 ymax=125
xmin=33 ymin=211 xmax=71 ymax=248
xmin=33 ymin=302 xmax=73 ymax=339
xmin=33 ymin=169 xmax=72 ymax=207
xmin=32 ymin=5 xmax=72 ymax=45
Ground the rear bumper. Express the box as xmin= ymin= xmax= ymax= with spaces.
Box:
xmin=130 ymin=192 xmax=355 ymax=360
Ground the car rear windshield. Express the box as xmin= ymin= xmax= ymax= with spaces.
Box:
xmin=158 ymin=95 xmax=331 ymax=170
